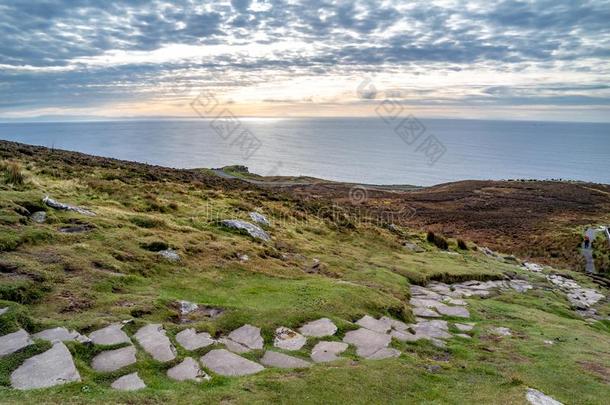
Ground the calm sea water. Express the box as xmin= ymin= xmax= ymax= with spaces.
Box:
xmin=0 ymin=118 xmax=608 ymax=186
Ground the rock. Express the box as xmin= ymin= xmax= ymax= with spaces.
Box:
xmin=442 ymin=297 xmax=467 ymax=306
xmin=167 ymin=357 xmax=209 ymax=382
xmin=111 ymin=372 xmax=146 ymax=391
xmin=412 ymin=307 xmax=441 ymax=318
xmin=410 ymin=286 xmax=442 ymax=299
xmin=43 ymin=196 xmax=95 ymax=216
xmin=0 ymin=307 xmax=8 ymax=316
xmin=176 ymin=328 xmax=216 ymax=351
xmin=228 ymin=324 xmax=264 ymax=350
xmin=201 ymin=349 xmax=264 ymax=376
xmin=509 ymin=280 xmax=533 ymax=293
xmin=436 ymin=305 xmax=470 ymax=318
xmin=134 ymin=324 xmax=176 ymax=362
xmin=274 ymin=327 xmax=306 ymax=351
xmin=454 ymin=323 xmax=474 ymax=332
xmin=546 ymin=274 xmax=604 ymax=309
xmin=219 ymin=337 xmax=250 ymax=354
xmin=91 ymin=345 xmax=137 ymax=372
xmin=391 ymin=330 xmax=419 ymax=342
xmin=455 ymin=333 xmax=471 ymax=339
xmin=178 ymin=300 xmax=198 ymax=315
xmin=299 ymin=318 xmax=337 ymax=337
xmin=403 ymin=242 xmax=424 ymax=253
xmin=237 ymin=253 xmax=249 ymax=262
xmin=158 ymin=249 xmax=180 ymax=262
xmin=0 ymin=329 xmax=33 ymax=357
xmin=260 ymin=351 xmax=311 ymax=369
xmin=32 ymin=327 xmax=90 ymax=344
xmin=11 ymin=342 xmax=80 ymax=390
xmin=365 ymin=347 xmax=401 ymax=360
xmin=59 ymin=223 xmax=95 ymax=233
xmin=31 ymin=211 xmax=47 ymax=223
xmin=89 ymin=323 xmax=131 ymax=346
xmin=310 ymin=341 xmax=348 ymax=363
xmin=526 ymin=388 xmax=564 ymax=405
xmin=355 ymin=315 xmax=392 ymax=334
xmin=490 ymin=327 xmax=512 ymax=336
xmin=249 ymin=212 xmax=270 ymax=227
xmin=220 ymin=219 xmax=270 ymax=241
xmin=544 ymin=340 xmax=555 ymax=345
xmin=343 ymin=328 xmax=391 ymax=357
xmin=523 ymin=262 xmax=543 ymax=272
xmin=412 ymin=320 xmax=452 ymax=341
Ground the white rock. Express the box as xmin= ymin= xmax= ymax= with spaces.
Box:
xmin=274 ymin=327 xmax=306 ymax=351
xmin=11 ymin=342 xmax=80 ymax=390
xmin=0 ymin=329 xmax=33 ymax=357
xmin=526 ymin=388 xmax=563 ymax=405
xmin=454 ymin=323 xmax=474 ymax=332
xmin=490 ymin=327 xmax=512 ymax=336
xmin=228 ymin=324 xmax=264 ymax=350
xmin=134 ymin=324 xmax=176 ymax=362
xmin=179 ymin=300 xmax=198 ymax=315
xmin=32 ymin=327 xmax=90 ymax=343
xmin=299 ymin=318 xmax=337 ymax=337
xmin=220 ymin=219 xmax=270 ymax=241
xmin=523 ymin=262 xmax=543 ymax=272
xmin=176 ymin=328 xmax=216 ymax=351
xmin=201 ymin=349 xmax=264 ymax=376
xmin=91 ymin=346 xmax=137 ymax=372
xmin=167 ymin=357 xmax=209 ymax=382
xmin=89 ymin=323 xmax=131 ymax=346
xmin=249 ymin=212 xmax=270 ymax=227
xmin=111 ymin=372 xmax=146 ymax=391
xmin=260 ymin=351 xmax=311 ymax=369
xmin=158 ymin=249 xmax=180 ymax=262
xmin=310 ymin=341 xmax=348 ymax=363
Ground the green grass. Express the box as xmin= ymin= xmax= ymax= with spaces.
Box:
xmin=0 ymin=144 xmax=608 ymax=404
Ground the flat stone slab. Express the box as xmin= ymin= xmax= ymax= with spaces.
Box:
xmin=219 ymin=337 xmax=250 ymax=353
xmin=11 ymin=342 xmax=80 ymax=390
xmin=167 ymin=357 xmax=209 ymax=382
xmin=454 ymin=323 xmax=474 ymax=332
xmin=436 ymin=305 xmax=470 ymax=318
xmin=0 ymin=329 xmax=33 ymax=357
xmin=176 ymin=328 xmax=216 ymax=351
xmin=220 ymin=219 xmax=270 ymax=241
xmin=111 ymin=372 xmax=146 ymax=391
xmin=91 ymin=345 xmax=137 ymax=372
xmin=228 ymin=324 xmax=264 ymax=350
xmin=274 ymin=327 xmax=306 ymax=351
xmin=365 ymin=347 xmax=401 ymax=360
xmin=356 ymin=315 xmax=392 ymax=334
xmin=89 ymin=323 xmax=131 ymax=346
xmin=490 ymin=327 xmax=512 ymax=336
xmin=260 ymin=351 xmax=311 ymax=369
xmin=134 ymin=324 xmax=176 ymax=362
xmin=201 ymin=349 xmax=264 ymax=376
xmin=343 ymin=328 xmax=391 ymax=352
xmin=413 ymin=307 xmax=440 ymax=317
xmin=299 ymin=318 xmax=337 ymax=337
xmin=32 ymin=327 xmax=90 ymax=343
xmin=311 ymin=341 xmax=348 ymax=363
xmin=0 ymin=307 xmax=8 ymax=316
xmin=526 ymin=388 xmax=563 ymax=405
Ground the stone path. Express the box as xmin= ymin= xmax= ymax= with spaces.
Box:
xmin=134 ymin=324 xmax=176 ymax=362
xmin=0 ymin=329 xmax=32 ymax=357
xmin=176 ymin=328 xmax=216 ymax=351
xmin=299 ymin=317 xmax=337 ymax=337
xmin=89 ymin=323 xmax=131 ymax=345
xmin=311 ymin=341 xmax=348 ymax=363
xmin=111 ymin=372 xmax=146 ymax=391
xmin=32 ymin=327 xmax=90 ymax=343
xmin=92 ymin=346 xmax=137 ymax=372
xmin=274 ymin=327 xmax=306 ymax=351
xmin=201 ymin=349 xmax=265 ymax=376
xmin=167 ymin=357 xmax=210 ymax=382
xmin=260 ymin=351 xmax=311 ymax=368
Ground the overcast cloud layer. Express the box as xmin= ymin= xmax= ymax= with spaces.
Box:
xmin=1 ymin=0 xmax=609 ymax=121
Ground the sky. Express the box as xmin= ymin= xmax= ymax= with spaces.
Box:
xmin=1 ymin=0 xmax=609 ymax=122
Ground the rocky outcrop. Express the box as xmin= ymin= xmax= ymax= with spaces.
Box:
xmin=43 ymin=196 xmax=95 ymax=216
xmin=220 ymin=219 xmax=270 ymax=241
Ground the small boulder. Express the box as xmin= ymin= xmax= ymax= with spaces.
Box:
xmin=490 ymin=327 xmax=512 ymax=337
xmin=273 ymin=327 xmax=306 ymax=351
xmin=167 ymin=357 xmax=209 ymax=382
xmin=178 ymin=300 xmax=198 ymax=315
xmin=11 ymin=342 xmax=80 ymax=390
xmin=220 ymin=219 xmax=270 ymax=241
xmin=30 ymin=211 xmax=47 ymax=223
xmin=201 ymin=349 xmax=264 ymax=376
xmin=249 ymin=212 xmax=270 ymax=227
xmin=260 ymin=351 xmax=311 ymax=369
xmin=526 ymin=388 xmax=563 ymax=405
xmin=299 ymin=318 xmax=337 ymax=337
xmin=111 ymin=372 xmax=146 ymax=391
xmin=158 ymin=249 xmax=180 ymax=262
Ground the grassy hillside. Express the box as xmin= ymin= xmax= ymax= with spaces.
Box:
xmin=0 ymin=141 xmax=608 ymax=404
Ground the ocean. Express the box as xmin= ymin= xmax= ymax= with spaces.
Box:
xmin=0 ymin=118 xmax=608 ymax=186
